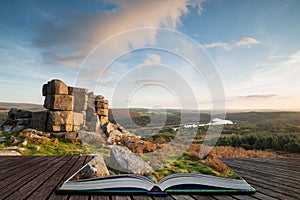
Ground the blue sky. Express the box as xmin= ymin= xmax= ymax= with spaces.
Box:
xmin=0 ymin=0 xmax=299 ymax=110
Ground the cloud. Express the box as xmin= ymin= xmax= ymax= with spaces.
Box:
xmin=31 ymin=0 xmax=204 ymax=67
xmin=204 ymin=37 xmax=260 ymax=50
xmin=134 ymin=79 xmax=164 ymax=85
xmin=238 ymin=94 xmax=277 ymax=99
xmin=235 ymin=37 xmax=261 ymax=48
xmin=233 ymin=49 xmax=300 ymax=96
xmin=143 ymin=54 xmax=162 ymax=64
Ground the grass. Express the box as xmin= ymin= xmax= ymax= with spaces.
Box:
xmin=22 ymin=139 xmax=89 ymax=156
xmin=0 ymin=131 xmax=89 ymax=156
xmin=152 ymin=153 xmax=240 ymax=182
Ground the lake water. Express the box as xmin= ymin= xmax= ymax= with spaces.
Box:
xmin=180 ymin=118 xmax=234 ymax=129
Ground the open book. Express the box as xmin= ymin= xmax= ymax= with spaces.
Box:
xmin=58 ymin=155 xmax=255 ymax=194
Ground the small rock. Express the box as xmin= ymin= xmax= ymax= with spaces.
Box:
xmin=65 ymin=132 xmax=79 ymax=143
xmin=4 ymin=146 xmax=18 ymax=150
xmin=34 ymin=145 xmax=41 ymax=151
xmin=21 ymin=139 xmax=27 ymax=146
xmin=22 ymin=128 xmax=37 ymax=134
xmin=11 ymin=125 xmax=24 ymax=132
xmin=53 ymin=138 xmax=59 ymax=146
xmin=0 ymin=136 xmax=6 ymax=142
xmin=0 ymin=150 xmax=21 ymax=156
xmin=3 ymin=125 xmax=13 ymax=132
xmin=107 ymin=130 xmax=123 ymax=144
xmin=10 ymin=136 xmax=19 ymax=145
xmin=17 ymin=147 xmax=26 ymax=152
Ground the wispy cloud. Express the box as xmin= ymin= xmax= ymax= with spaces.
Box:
xmin=204 ymin=37 xmax=261 ymax=50
xmin=238 ymin=94 xmax=277 ymax=99
xmin=143 ymin=54 xmax=161 ymax=64
xmin=233 ymin=49 xmax=300 ymax=96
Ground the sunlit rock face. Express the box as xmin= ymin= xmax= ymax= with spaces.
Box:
xmin=109 ymin=145 xmax=153 ymax=175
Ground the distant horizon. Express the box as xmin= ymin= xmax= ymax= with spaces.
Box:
xmin=1 ymin=101 xmax=300 ymax=112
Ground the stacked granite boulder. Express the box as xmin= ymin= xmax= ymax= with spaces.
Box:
xmin=43 ymin=80 xmax=75 ymax=132
xmin=41 ymin=79 xmax=108 ymax=132
xmin=68 ymin=87 xmax=88 ymax=132
xmin=94 ymin=95 xmax=109 ymax=126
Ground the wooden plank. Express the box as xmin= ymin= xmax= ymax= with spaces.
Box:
xmin=91 ymin=196 xmax=110 ymax=200
xmin=247 ymin=158 xmax=300 ymax=168
xmin=0 ymin=156 xmax=33 ymax=171
xmin=245 ymin=183 xmax=297 ymax=200
xmin=27 ymin=156 xmax=79 ymax=200
xmin=0 ymin=156 xmax=58 ymax=191
xmin=228 ymin=158 xmax=300 ymax=173
xmin=0 ymin=156 xmax=46 ymax=181
xmin=249 ymin=192 xmax=279 ymax=200
xmin=223 ymin=160 xmax=300 ymax=185
xmin=152 ymin=196 xmax=174 ymax=200
xmin=131 ymin=195 xmax=153 ymax=200
xmin=224 ymin=163 xmax=300 ymax=191
xmin=111 ymin=196 xmax=132 ymax=200
xmin=68 ymin=194 xmax=90 ymax=200
xmin=224 ymin=159 xmax=300 ymax=176
xmin=224 ymin=163 xmax=300 ymax=189
xmin=234 ymin=174 xmax=300 ymax=199
xmin=47 ymin=155 xmax=89 ymax=200
xmin=212 ymin=195 xmax=235 ymax=200
xmin=4 ymin=156 xmax=70 ymax=200
xmin=190 ymin=194 xmax=215 ymax=200
xmin=171 ymin=194 xmax=194 ymax=200
xmin=231 ymin=194 xmax=258 ymax=200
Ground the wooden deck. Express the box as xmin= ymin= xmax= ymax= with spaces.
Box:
xmin=0 ymin=156 xmax=299 ymax=200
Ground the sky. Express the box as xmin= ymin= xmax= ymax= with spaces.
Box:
xmin=0 ymin=0 xmax=299 ymax=110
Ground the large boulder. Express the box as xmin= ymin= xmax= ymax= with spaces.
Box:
xmin=43 ymin=79 xmax=69 ymax=96
xmin=44 ymin=94 xmax=74 ymax=111
xmin=8 ymin=108 xmax=18 ymax=119
xmin=85 ymin=104 xmax=100 ymax=132
xmin=31 ymin=111 xmax=47 ymax=131
xmin=8 ymin=108 xmax=32 ymax=119
xmin=75 ymin=155 xmax=109 ymax=179
xmin=68 ymin=87 xmax=88 ymax=112
xmin=83 ymin=155 xmax=109 ymax=178
xmin=109 ymin=145 xmax=153 ymax=175
xmin=78 ymin=130 xmax=104 ymax=145
xmin=73 ymin=112 xmax=84 ymax=131
xmin=46 ymin=111 xmax=73 ymax=132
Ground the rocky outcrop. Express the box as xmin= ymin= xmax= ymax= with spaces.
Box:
xmin=41 ymin=79 xmax=109 ymax=132
xmin=1 ymin=108 xmax=35 ymax=133
xmin=1 ymin=79 xmax=110 ymax=134
xmin=109 ymin=145 xmax=153 ymax=175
